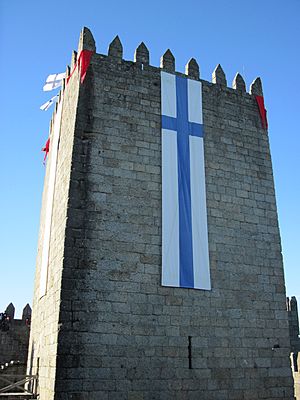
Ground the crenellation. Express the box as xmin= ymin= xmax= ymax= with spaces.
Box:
xmin=250 ymin=76 xmax=263 ymax=96
xmin=185 ymin=58 xmax=200 ymax=79
xmin=71 ymin=50 xmax=77 ymax=69
xmin=5 ymin=302 xmax=15 ymax=319
xmin=58 ymin=89 xmax=62 ymax=104
xmin=108 ymin=35 xmax=123 ymax=60
xmin=0 ymin=303 xmax=31 ymax=370
xmin=134 ymin=42 xmax=149 ymax=66
xmin=66 ymin=64 xmax=70 ymax=79
xmin=232 ymin=72 xmax=246 ymax=93
xmin=22 ymin=303 xmax=32 ymax=320
xmin=160 ymin=49 xmax=175 ymax=72
xmin=77 ymin=26 xmax=96 ymax=53
xmin=212 ymin=63 xmax=227 ymax=86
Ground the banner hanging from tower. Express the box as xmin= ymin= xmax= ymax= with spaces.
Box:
xmin=161 ymin=71 xmax=211 ymax=290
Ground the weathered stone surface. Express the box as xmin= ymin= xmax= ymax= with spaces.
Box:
xmin=22 ymin=303 xmax=32 ymax=320
xmin=185 ymin=58 xmax=199 ymax=79
xmin=212 ymin=63 xmax=227 ymax=86
xmin=0 ymin=305 xmax=30 ymax=366
xmin=78 ymin=26 xmax=96 ymax=53
xmin=71 ymin=50 xmax=77 ymax=70
xmin=28 ymin=28 xmax=295 ymax=400
xmin=250 ymin=77 xmax=263 ymax=96
xmin=160 ymin=49 xmax=175 ymax=72
xmin=232 ymin=72 xmax=246 ymax=92
xmin=5 ymin=302 xmax=15 ymax=319
xmin=134 ymin=42 xmax=149 ymax=65
xmin=290 ymin=299 xmax=300 ymax=400
xmin=108 ymin=36 xmax=123 ymax=60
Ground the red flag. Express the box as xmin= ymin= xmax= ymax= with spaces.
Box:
xmin=67 ymin=50 xmax=93 ymax=84
xmin=42 ymin=138 xmax=50 ymax=162
xmin=255 ymin=96 xmax=268 ymax=130
xmin=78 ymin=50 xmax=93 ymax=83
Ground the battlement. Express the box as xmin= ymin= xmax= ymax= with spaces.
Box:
xmin=287 ymin=297 xmax=300 ymax=352
xmin=0 ymin=303 xmax=31 ymax=366
xmin=66 ymin=27 xmax=263 ymax=93
xmin=50 ymin=27 xmax=265 ymax=133
xmin=2 ymin=302 xmax=32 ymax=322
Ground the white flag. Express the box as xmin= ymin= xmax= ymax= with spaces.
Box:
xmin=40 ymin=95 xmax=59 ymax=111
xmin=43 ymin=72 xmax=66 ymax=92
xmin=161 ymin=71 xmax=211 ymax=291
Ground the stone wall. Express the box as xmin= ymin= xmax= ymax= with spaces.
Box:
xmin=287 ymin=297 xmax=300 ymax=399
xmin=27 ymin=38 xmax=83 ymax=398
xmin=28 ymin=28 xmax=295 ymax=399
xmin=0 ymin=303 xmax=31 ymax=366
xmin=294 ymin=358 xmax=300 ymax=400
xmin=0 ymin=304 xmax=31 ymax=394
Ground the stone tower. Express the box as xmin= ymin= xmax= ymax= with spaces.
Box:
xmin=28 ymin=27 xmax=295 ymax=399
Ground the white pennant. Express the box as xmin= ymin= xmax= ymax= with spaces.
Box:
xmin=40 ymin=95 xmax=59 ymax=111
xmin=43 ymin=72 xmax=66 ymax=92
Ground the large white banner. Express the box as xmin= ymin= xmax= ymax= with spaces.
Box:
xmin=161 ymin=71 xmax=211 ymax=290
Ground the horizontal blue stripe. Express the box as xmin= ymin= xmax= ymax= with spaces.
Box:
xmin=189 ymin=122 xmax=204 ymax=137
xmin=162 ymin=116 xmax=204 ymax=138
xmin=162 ymin=115 xmax=177 ymax=131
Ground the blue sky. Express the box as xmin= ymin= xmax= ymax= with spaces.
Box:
xmin=0 ymin=0 xmax=299 ymax=317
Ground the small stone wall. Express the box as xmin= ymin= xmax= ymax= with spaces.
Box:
xmin=0 ymin=303 xmax=31 ymax=365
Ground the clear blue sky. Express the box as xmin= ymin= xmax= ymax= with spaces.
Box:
xmin=0 ymin=0 xmax=299 ymax=317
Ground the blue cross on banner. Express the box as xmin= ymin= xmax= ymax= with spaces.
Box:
xmin=161 ymin=71 xmax=211 ymax=290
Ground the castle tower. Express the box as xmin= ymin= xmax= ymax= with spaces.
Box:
xmin=28 ymin=28 xmax=295 ymax=399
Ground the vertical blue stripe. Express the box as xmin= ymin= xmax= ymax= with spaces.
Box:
xmin=161 ymin=73 xmax=205 ymax=289
xmin=176 ymin=76 xmax=194 ymax=288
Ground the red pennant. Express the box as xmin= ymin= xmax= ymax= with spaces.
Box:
xmin=78 ymin=50 xmax=93 ymax=83
xmin=255 ymin=95 xmax=268 ymax=130
xmin=67 ymin=50 xmax=94 ymax=84
xmin=42 ymin=138 xmax=50 ymax=162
